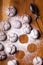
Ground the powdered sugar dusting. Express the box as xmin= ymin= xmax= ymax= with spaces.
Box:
xmin=0 ymin=15 xmax=41 ymax=57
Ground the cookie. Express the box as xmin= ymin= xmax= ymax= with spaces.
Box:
xmin=3 ymin=21 xmax=11 ymax=31
xmin=5 ymin=6 xmax=17 ymax=17
xmin=33 ymin=57 xmax=42 ymax=65
xmin=19 ymin=34 xmax=28 ymax=44
xmin=22 ymin=23 xmax=32 ymax=34
xmin=0 ymin=43 xmax=4 ymax=51
xmin=30 ymin=28 xmax=40 ymax=39
xmin=11 ymin=20 xmax=22 ymax=29
xmin=0 ymin=31 xmax=7 ymax=41
xmin=0 ymin=51 xmax=7 ymax=61
xmin=15 ymin=50 xmax=25 ymax=59
xmin=21 ymin=14 xmax=32 ymax=24
xmin=8 ymin=33 xmax=18 ymax=43
xmin=7 ymin=60 xmax=18 ymax=65
xmin=5 ymin=44 xmax=17 ymax=55
xmin=27 ymin=44 xmax=37 ymax=53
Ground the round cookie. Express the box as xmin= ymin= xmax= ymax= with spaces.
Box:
xmin=0 ymin=31 xmax=7 ymax=41
xmin=3 ymin=21 xmax=11 ymax=31
xmin=0 ymin=43 xmax=4 ymax=51
xmin=7 ymin=60 xmax=18 ymax=65
xmin=15 ymin=50 xmax=25 ymax=59
xmin=12 ymin=20 xmax=22 ymax=29
xmin=0 ymin=51 xmax=7 ymax=61
xmin=8 ymin=33 xmax=18 ymax=43
xmin=33 ymin=57 xmax=43 ymax=65
xmin=5 ymin=6 xmax=17 ymax=17
xmin=27 ymin=44 xmax=37 ymax=53
xmin=22 ymin=23 xmax=32 ymax=34
xmin=5 ymin=44 xmax=17 ymax=55
xmin=19 ymin=34 xmax=28 ymax=44
xmin=30 ymin=28 xmax=40 ymax=39
xmin=21 ymin=14 xmax=32 ymax=24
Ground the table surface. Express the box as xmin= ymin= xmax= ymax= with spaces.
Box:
xmin=0 ymin=0 xmax=43 ymax=65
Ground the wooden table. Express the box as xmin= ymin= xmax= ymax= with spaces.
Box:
xmin=0 ymin=0 xmax=43 ymax=65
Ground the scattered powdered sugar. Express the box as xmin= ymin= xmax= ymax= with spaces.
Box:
xmin=0 ymin=15 xmax=41 ymax=57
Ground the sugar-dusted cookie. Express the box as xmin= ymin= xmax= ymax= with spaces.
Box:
xmin=22 ymin=23 xmax=32 ymax=34
xmin=30 ymin=28 xmax=40 ymax=39
xmin=3 ymin=21 xmax=11 ymax=31
xmin=0 ymin=51 xmax=7 ymax=61
xmin=0 ymin=43 xmax=4 ymax=51
xmin=5 ymin=6 xmax=17 ymax=17
xmin=5 ymin=44 xmax=17 ymax=55
xmin=8 ymin=33 xmax=18 ymax=43
xmin=0 ymin=31 xmax=7 ymax=41
xmin=21 ymin=14 xmax=32 ymax=24
xmin=33 ymin=57 xmax=42 ymax=65
xmin=7 ymin=60 xmax=18 ymax=65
